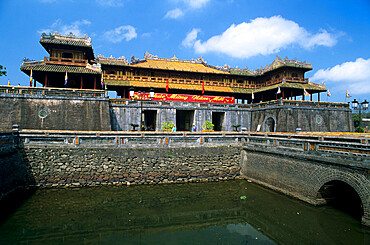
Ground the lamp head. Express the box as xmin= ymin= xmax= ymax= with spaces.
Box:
xmin=149 ymin=88 xmax=155 ymax=99
xmin=352 ymin=99 xmax=358 ymax=109
xmin=362 ymin=99 xmax=369 ymax=109
xmin=129 ymin=87 xmax=135 ymax=98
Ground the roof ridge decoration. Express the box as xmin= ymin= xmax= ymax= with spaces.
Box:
xmin=308 ymin=81 xmax=326 ymax=89
xmin=40 ymin=31 xmax=92 ymax=46
xmin=272 ymin=55 xmax=312 ymax=69
xmin=141 ymin=51 xmax=206 ymax=64
xmin=129 ymin=52 xmax=312 ymax=75
xmin=96 ymin=54 xmax=129 ymax=65
xmin=85 ymin=63 xmax=102 ymax=72
xmin=21 ymin=57 xmax=44 ymax=66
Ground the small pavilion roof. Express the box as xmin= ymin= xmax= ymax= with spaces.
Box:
xmin=40 ymin=32 xmax=95 ymax=60
xmin=21 ymin=61 xmax=101 ymax=75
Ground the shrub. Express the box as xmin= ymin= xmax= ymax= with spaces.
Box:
xmin=202 ymin=120 xmax=214 ymax=130
xmin=161 ymin=121 xmax=174 ymax=130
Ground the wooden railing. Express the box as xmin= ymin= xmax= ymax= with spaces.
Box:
xmin=44 ymin=57 xmax=88 ymax=66
xmin=103 ymin=74 xmax=310 ymax=90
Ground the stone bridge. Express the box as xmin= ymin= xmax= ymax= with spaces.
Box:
xmin=240 ymin=132 xmax=370 ymax=226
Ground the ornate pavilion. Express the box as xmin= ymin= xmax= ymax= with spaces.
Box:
xmin=21 ymin=32 xmax=326 ymax=104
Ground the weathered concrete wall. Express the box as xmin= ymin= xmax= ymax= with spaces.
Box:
xmin=0 ymin=94 xmax=111 ymax=131
xmin=250 ymin=102 xmax=353 ymax=132
xmin=22 ymin=146 xmax=241 ymax=187
xmin=240 ymin=149 xmax=370 ymax=226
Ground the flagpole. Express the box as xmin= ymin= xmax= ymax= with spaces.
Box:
xmin=29 ymin=69 xmax=33 ymax=87
xmin=64 ymin=70 xmax=68 ymax=86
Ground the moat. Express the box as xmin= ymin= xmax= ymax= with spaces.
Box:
xmin=0 ymin=180 xmax=369 ymax=245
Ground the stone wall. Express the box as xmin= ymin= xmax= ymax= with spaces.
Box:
xmin=109 ymin=101 xmax=250 ymax=131
xmin=110 ymin=100 xmax=352 ymax=133
xmin=0 ymin=93 xmax=352 ymax=133
xmin=0 ymin=94 xmax=111 ymax=131
xmin=0 ymin=151 xmax=33 ymax=200
xmin=0 ymin=133 xmax=33 ymax=200
xmin=23 ymin=146 xmax=241 ymax=187
xmin=250 ymin=102 xmax=353 ymax=132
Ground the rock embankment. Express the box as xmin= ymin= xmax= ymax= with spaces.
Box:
xmin=23 ymin=146 xmax=242 ymax=187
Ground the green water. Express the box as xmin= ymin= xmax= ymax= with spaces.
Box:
xmin=0 ymin=180 xmax=369 ymax=245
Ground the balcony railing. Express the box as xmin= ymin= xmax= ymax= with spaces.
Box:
xmin=103 ymin=74 xmax=309 ymax=90
xmin=44 ymin=57 xmax=88 ymax=66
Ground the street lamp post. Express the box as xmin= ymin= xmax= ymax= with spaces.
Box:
xmin=351 ymin=99 xmax=368 ymax=132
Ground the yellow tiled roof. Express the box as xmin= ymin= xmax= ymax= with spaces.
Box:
xmin=130 ymin=59 xmax=228 ymax=74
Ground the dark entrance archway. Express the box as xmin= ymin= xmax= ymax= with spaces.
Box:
xmin=176 ymin=110 xmax=194 ymax=131
xmin=212 ymin=112 xmax=224 ymax=131
xmin=143 ymin=110 xmax=157 ymax=131
xmin=318 ymin=180 xmax=363 ymax=220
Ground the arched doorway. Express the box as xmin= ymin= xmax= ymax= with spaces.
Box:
xmin=318 ymin=180 xmax=363 ymax=220
xmin=262 ymin=115 xmax=276 ymax=132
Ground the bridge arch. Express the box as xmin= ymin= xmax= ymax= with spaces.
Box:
xmin=313 ymin=171 xmax=369 ymax=224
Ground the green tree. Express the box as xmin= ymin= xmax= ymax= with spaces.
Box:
xmin=0 ymin=65 xmax=6 ymax=76
xmin=353 ymin=113 xmax=361 ymax=128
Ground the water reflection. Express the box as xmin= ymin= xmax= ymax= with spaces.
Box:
xmin=0 ymin=181 xmax=369 ymax=244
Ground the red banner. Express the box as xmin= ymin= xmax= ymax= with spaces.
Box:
xmin=132 ymin=92 xmax=235 ymax=104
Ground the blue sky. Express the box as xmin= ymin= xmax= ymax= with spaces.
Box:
xmin=0 ymin=0 xmax=369 ymax=103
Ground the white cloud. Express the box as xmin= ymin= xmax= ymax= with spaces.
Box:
xmin=165 ymin=8 xmax=184 ymax=19
xmin=311 ymin=58 xmax=370 ymax=95
xmin=165 ymin=0 xmax=210 ymax=19
xmin=104 ymin=25 xmax=137 ymax=43
xmin=300 ymin=29 xmax=338 ymax=49
xmin=182 ymin=28 xmax=200 ymax=47
xmin=38 ymin=19 xmax=91 ymax=37
xmin=183 ymin=0 xmax=210 ymax=9
xmin=96 ymin=0 xmax=123 ymax=7
xmin=183 ymin=16 xmax=339 ymax=59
